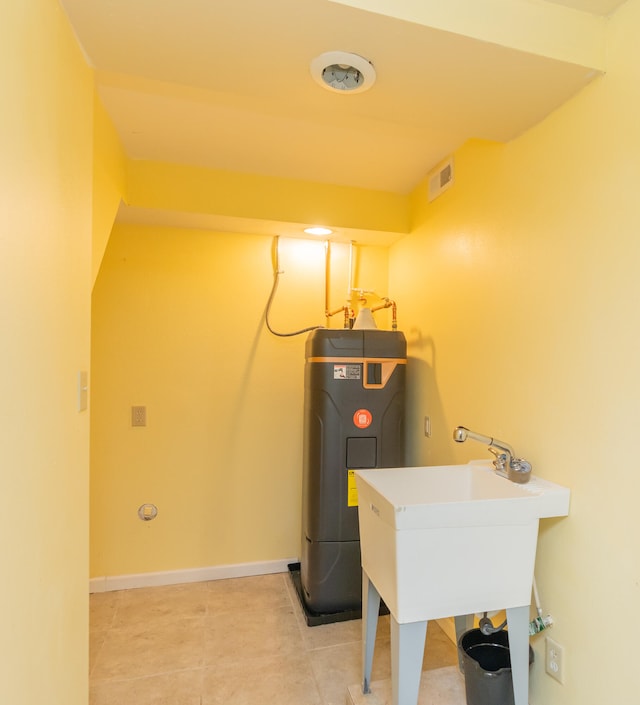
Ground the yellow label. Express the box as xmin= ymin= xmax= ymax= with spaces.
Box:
xmin=348 ymin=469 xmax=359 ymax=507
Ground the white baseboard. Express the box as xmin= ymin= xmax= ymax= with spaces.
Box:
xmin=89 ymin=557 xmax=299 ymax=593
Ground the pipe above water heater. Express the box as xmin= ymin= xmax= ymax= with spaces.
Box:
xmin=325 ymin=240 xmax=331 ymax=325
xmin=325 ymin=239 xmax=353 ymax=328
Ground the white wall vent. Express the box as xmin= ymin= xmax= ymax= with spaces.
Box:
xmin=427 ymin=156 xmax=454 ymax=202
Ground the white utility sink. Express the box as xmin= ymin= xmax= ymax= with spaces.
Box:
xmin=355 ymin=461 xmax=570 ymax=623
xmin=355 ymin=460 xmax=570 ymax=705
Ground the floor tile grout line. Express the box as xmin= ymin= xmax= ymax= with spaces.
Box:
xmin=88 ymin=633 xmax=107 ymax=680
xmin=89 ymin=595 xmax=121 ymax=681
xmin=304 ymin=644 xmax=341 ymax=705
xmin=90 ymin=664 xmax=206 ymax=687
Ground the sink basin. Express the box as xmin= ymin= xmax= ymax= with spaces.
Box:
xmin=355 ymin=461 xmax=570 ymax=623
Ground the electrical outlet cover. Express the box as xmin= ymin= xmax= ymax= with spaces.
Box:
xmin=545 ymin=636 xmax=564 ymax=684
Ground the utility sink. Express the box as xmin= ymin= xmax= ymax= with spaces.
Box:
xmin=355 ymin=461 xmax=570 ymax=624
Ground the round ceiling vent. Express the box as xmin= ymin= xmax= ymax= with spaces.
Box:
xmin=310 ymin=51 xmax=376 ymax=94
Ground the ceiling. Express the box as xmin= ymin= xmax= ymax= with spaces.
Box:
xmin=60 ymin=0 xmax=627 ymax=241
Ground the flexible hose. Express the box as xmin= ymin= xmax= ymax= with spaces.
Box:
xmin=532 ymin=575 xmax=543 ymax=618
xmin=264 ymin=269 xmax=324 ymax=337
xmin=479 ymin=612 xmax=508 ymax=635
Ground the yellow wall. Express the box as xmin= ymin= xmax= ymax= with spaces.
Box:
xmin=90 ymin=228 xmax=390 ymax=576
xmin=127 ymin=160 xmax=410 ymax=236
xmin=18 ymin=0 xmax=635 ymax=702
xmin=390 ymin=3 xmax=640 ymax=703
xmin=92 ymin=95 xmax=127 ymax=286
xmin=0 ymin=1 xmax=94 ymax=702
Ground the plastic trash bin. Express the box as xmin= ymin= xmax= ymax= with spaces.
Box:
xmin=458 ymin=628 xmax=534 ymax=705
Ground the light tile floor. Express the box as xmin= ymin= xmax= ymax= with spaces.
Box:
xmin=90 ymin=572 xmax=465 ymax=705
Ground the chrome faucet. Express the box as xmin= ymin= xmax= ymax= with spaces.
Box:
xmin=453 ymin=426 xmax=532 ymax=483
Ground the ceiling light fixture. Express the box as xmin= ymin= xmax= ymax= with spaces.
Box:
xmin=310 ymin=51 xmax=376 ymax=94
xmin=304 ymin=226 xmax=333 ymax=236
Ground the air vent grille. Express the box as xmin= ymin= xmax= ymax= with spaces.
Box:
xmin=428 ymin=156 xmax=454 ymax=202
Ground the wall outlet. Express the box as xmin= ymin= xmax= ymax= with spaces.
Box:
xmin=545 ymin=636 xmax=564 ymax=684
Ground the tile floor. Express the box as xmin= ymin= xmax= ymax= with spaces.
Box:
xmin=90 ymin=572 xmax=465 ymax=705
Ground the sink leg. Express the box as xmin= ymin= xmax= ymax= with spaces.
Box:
xmin=506 ymin=605 xmax=530 ymax=705
xmin=362 ymin=571 xmax=381 ymax=694
xmin=454 ymin=614 xmax=474 ymax=673
xmin=391 ymin=617 xmax=427 ymax=705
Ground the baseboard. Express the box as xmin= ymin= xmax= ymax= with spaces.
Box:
xmin=89 ymin=557 xmax=299 ymax=593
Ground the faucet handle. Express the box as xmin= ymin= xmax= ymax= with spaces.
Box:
xmin=508 ymin=458 xmax=532 ymax=484
xmin=487 ymin=447 xmax=508 ymax=474
xmin=511 ymin=459 xmax=531 ymax=473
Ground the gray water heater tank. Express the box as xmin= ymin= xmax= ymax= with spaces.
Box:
xmin=300 ymin=328 xmax=406 ymax=614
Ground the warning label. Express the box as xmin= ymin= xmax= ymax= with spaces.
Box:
xmin=347 ymin=470 xmax=359 ymax=507
xmin=333 ymin=364 xmax=361 ymax=380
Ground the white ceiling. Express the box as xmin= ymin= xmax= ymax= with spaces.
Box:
xmin=60 ymin=0 xmax=627 ymax=239
xmin=545 ymin=0 xmax=623 ymax=10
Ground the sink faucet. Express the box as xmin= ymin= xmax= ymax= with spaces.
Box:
xmin=453 ymin=426 xmax=532 ymax=483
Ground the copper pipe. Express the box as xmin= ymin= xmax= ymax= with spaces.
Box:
xmin=326 ymin=305 xmax=348 ymax=317
xmin=371 ymin=298 xmax=398 ymax=330
xmin=347 ymin=241 xmax=355 ymax=299
xmin=324 ymin=240 xmax=331 ymax=327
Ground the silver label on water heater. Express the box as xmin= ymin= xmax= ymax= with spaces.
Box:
xmin=333 ymin=364 xmax=361 ymax=380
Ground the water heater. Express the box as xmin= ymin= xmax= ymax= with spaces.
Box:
xmin=300 ymin=328 xmax=406 ymax=615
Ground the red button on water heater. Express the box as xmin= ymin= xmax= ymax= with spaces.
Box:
xmin=353 ymin=408 xmax=373 ymax=429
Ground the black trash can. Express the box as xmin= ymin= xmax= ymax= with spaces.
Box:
xmin=458 ymin=628 xmax=534 ymax=705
